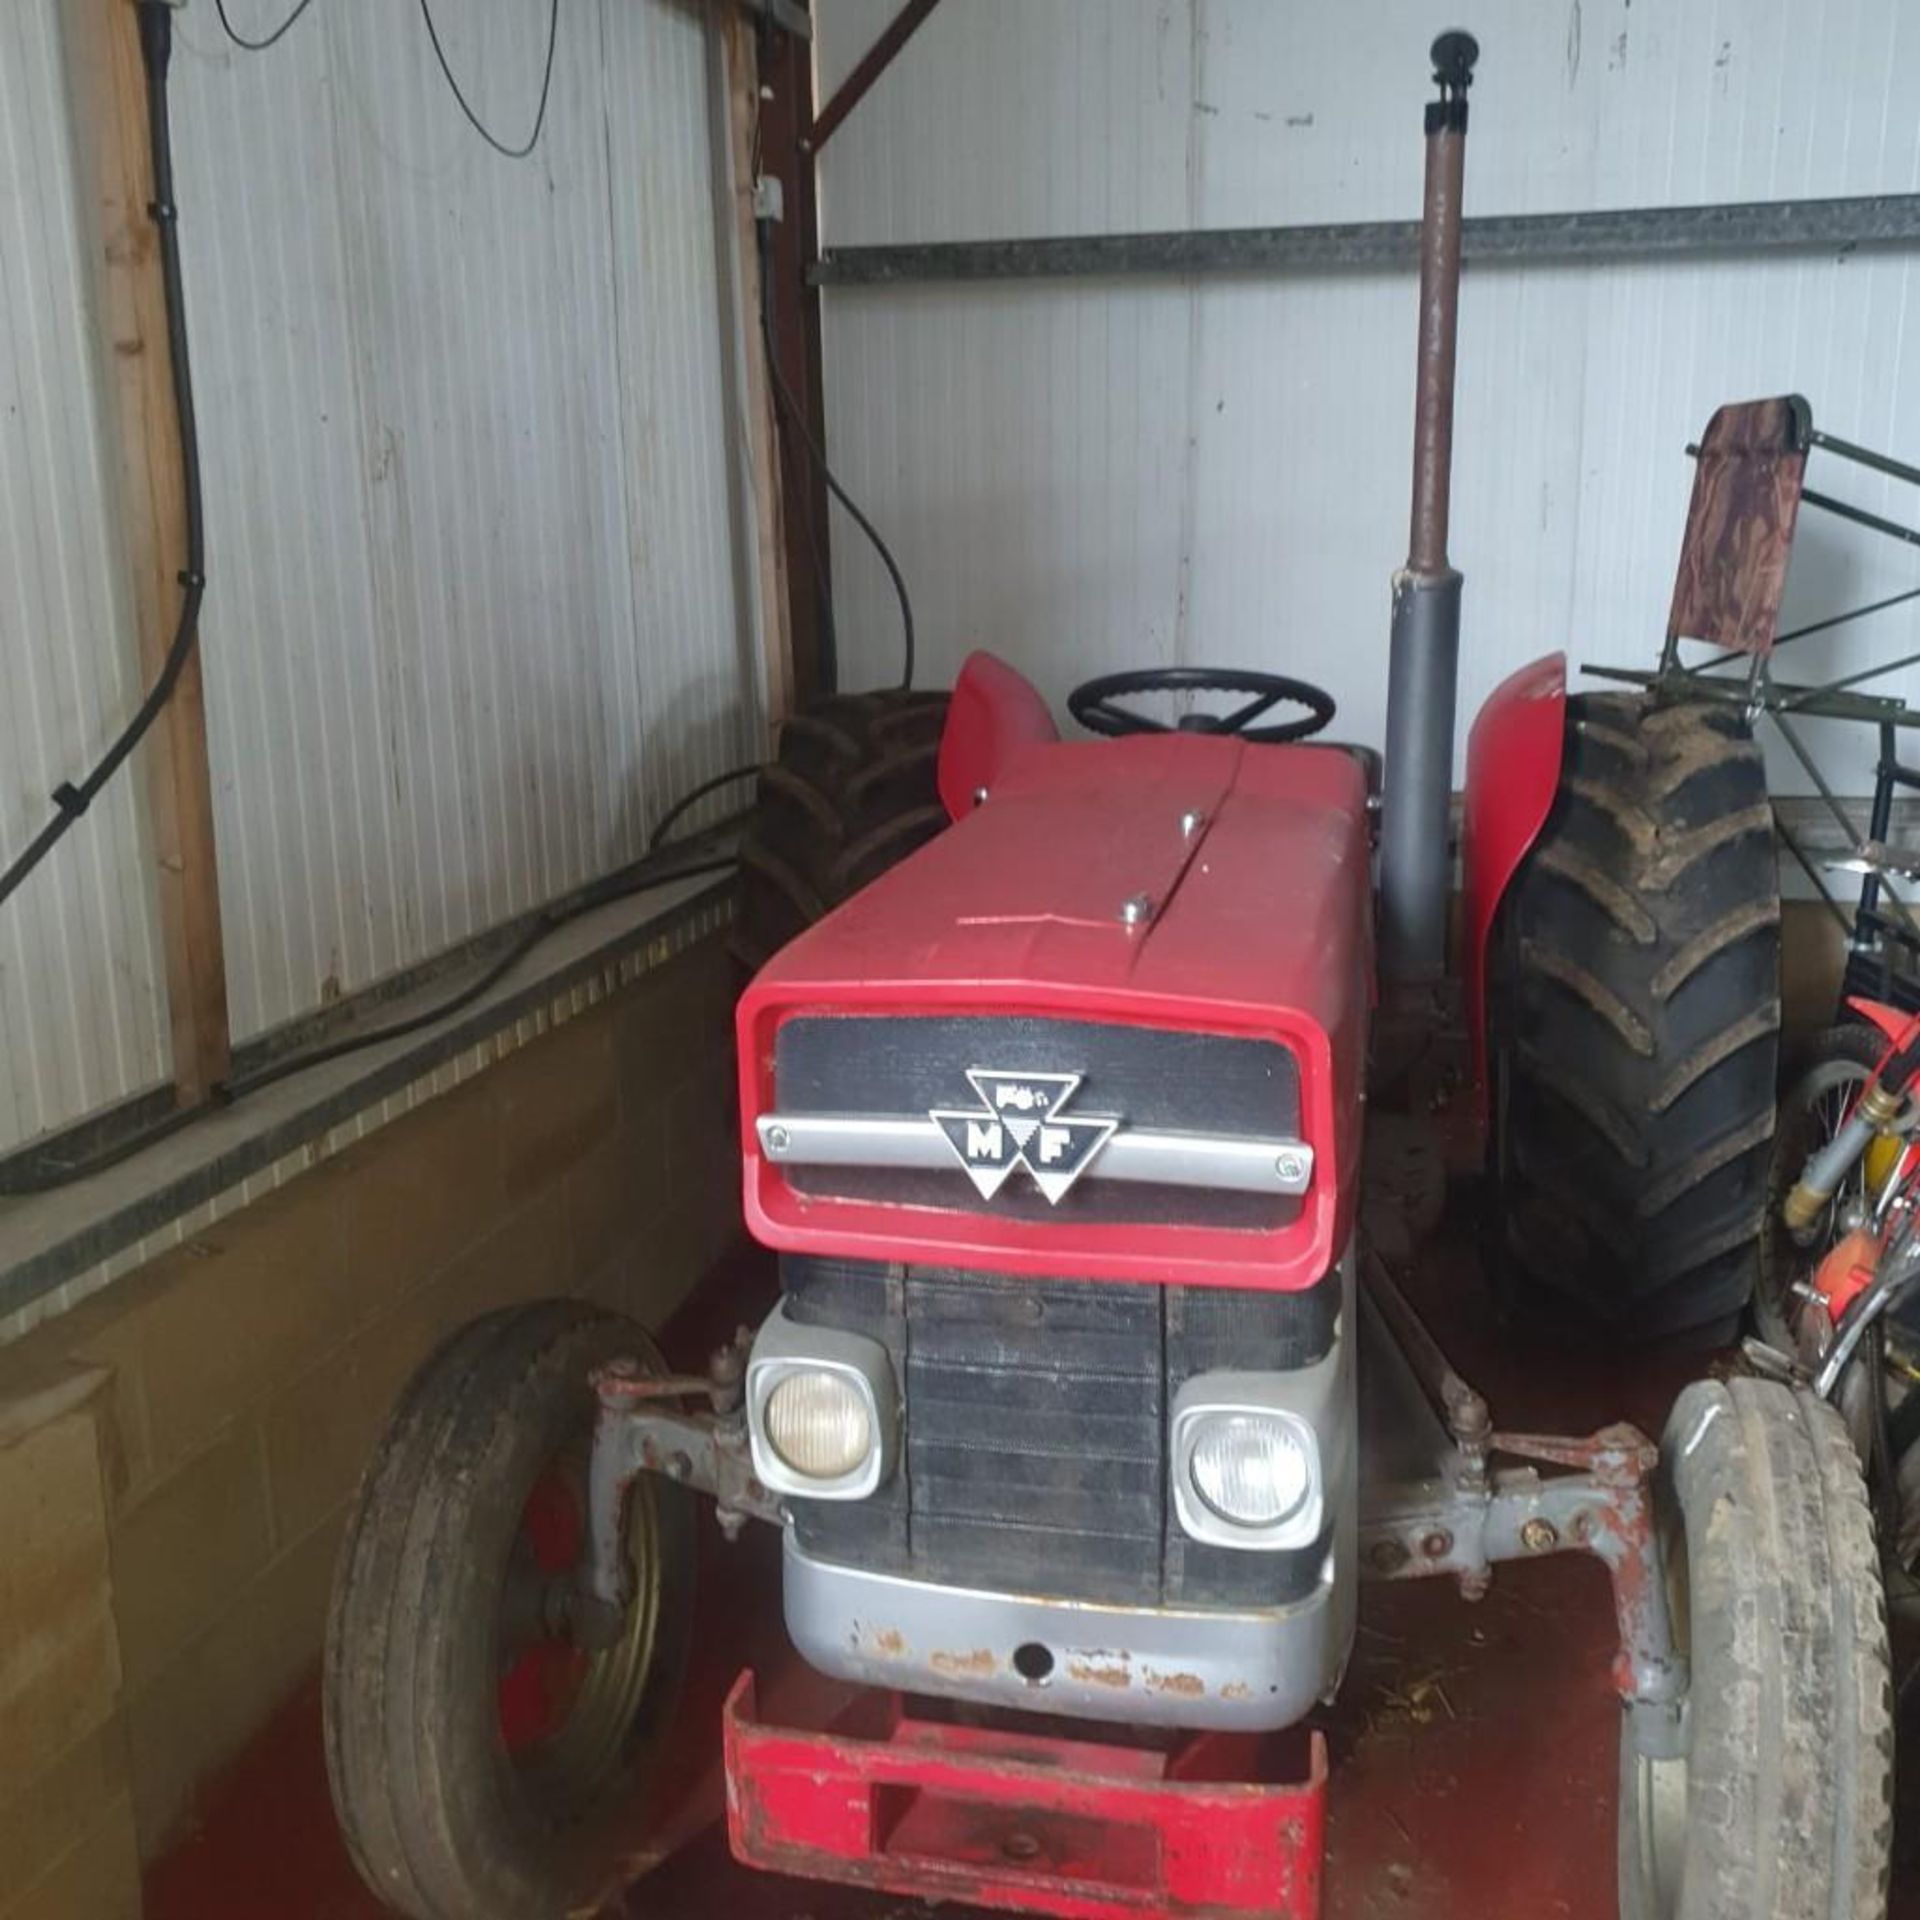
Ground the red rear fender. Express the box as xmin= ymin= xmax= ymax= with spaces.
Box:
xmin=937 ymin=651 xmax=1060 ymax=821
xmin=1462 ymin=653 xmax=1567 ymax=1096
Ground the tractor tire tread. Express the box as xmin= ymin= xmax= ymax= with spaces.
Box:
xmin=325 ymin=1300 xmax=693 ymax=1920
xmin=1489 ymin=693 xmax=1780 ymax=1343
xmin=1617 ymin=1378 xmax=1891 ymax=1919
xmin=733 ymin=690 xmax=949 ymax=971
xmin=323 ymin=1307 xmax=551 ymax=1918
xmin=324 ymin=1299 xmax=587 ymax=1920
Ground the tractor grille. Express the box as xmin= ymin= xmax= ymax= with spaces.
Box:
xmin=908 ymin=1268 xmax=1164 ymax=1601
xmin=771 ymin=1014 xmax=1303 ymax=1231
xmin=785 ymin=1255 xmax=1334 ymax=1610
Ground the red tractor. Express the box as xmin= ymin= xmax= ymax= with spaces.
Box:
xmin=321 ymin=34 xmax=1890 ymax=1920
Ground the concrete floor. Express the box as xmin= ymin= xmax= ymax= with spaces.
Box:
xmin=145 ymin=1226 xmax=1920 ymax=1920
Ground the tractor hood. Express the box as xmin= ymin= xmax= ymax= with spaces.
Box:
xmin=736 ymin=733 xmax=1372 ymax=1290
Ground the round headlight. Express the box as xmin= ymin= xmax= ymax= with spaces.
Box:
xmin=764 ymin=1370 xmax=873 ymax=1481
xmin=1188 ymin=1414 xmax=1312 ymax=1529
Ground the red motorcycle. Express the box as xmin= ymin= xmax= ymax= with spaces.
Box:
xmin=1769 ymin=1002 xmax=1920 ymax=1576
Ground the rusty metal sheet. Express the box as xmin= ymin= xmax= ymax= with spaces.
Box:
xmin=1666 ymin=395 xmax=1813 ymax=654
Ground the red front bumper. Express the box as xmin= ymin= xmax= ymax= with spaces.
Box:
xmin=723 ymin=1672 xmax=1327 ymax=1919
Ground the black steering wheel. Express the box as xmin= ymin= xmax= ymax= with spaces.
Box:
xmin=1067 ymin=666 xmax=1336 ymax=744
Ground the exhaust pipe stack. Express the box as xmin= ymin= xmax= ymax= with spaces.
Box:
xmin=1379 ymin=31 xmax=1478 ymax=989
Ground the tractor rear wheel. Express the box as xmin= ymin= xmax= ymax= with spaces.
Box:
xmin=1487 ymin=692 xmax=1780 ymax=1344
xmin=1617 ymin=1377 xmax=1891 ymax=1920
xmin=323 ymin=1301 xmax=694 ymax=1920
xmin=733 ymin=688 xmax=951 ymax=971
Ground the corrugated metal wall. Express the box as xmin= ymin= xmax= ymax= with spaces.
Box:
xmin=815 ymin=0 xmax=1920 ymax=803
xmin=0 ymin=0 xmax=756 ymax=1151
xmin=0 ymin=0 xmax=172 ymax=1157
xmin=175 ymin=0 xmax=757 ymax=1042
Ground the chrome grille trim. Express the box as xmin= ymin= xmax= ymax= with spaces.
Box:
xmin=756 ymin=1112 xmax=1313 ymax=1196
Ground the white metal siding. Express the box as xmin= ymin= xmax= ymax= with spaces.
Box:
xmin=174 ymin=0 xmax=757 ymax=1041
xmin=815 ymin=0 xmax=1920 ymax=800
xmin=0 ymin=1 xmax=171 ymax=1157
xmin=0 ymin=0 xmax=754 ymax=1150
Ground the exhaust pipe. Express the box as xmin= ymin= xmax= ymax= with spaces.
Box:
xmin=1379 ymin=30 xmax=1478 ymax=989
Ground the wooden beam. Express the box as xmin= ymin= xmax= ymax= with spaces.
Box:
xmin=57 ymin=0 xmax=231 ymax=1099
xmin=719 ymin=5 xmax=798 ymax=739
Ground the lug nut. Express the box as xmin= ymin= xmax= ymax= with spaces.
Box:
xmin=1369 ymin=1538 xmax=1411 ymax=1574
xmin=765 ymin=1124 xmax=790 ymax=1155
xmin=1275 ymin=1149 xmax=1307 ymax=1185
xmin=1419 ymin=1529 xmax=1453 ymax=1560
xmin=1520 ymin=1517 xmax=1558 ymax=1553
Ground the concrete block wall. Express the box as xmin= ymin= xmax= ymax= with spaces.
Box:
xmin=0 ymin=939 xmax=741 ymax=1917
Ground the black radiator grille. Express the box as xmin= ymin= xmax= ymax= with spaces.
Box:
xmin=906 ymin=1270 xmax=1165 ymax=1602
xmin=785 ymin=1255 xmax=1333 ymax=1609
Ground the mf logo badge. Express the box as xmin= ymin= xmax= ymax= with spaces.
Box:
xmin=930 ymin=1070 xmax=1120 ymax=1204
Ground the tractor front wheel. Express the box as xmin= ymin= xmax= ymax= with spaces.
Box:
xmin=1617 ymin=1377 xmax=1891 ymax=1920
xmin=323 ymin=1301 xmax=694 ymax=1920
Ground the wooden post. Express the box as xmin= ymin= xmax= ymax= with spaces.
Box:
xmin=719 ymin=4 xmax=798 ymax=740
xmin=56 ymin=0 xmax=230 ymax=1098
xmin=756 ymin=18 xmax=831 ymax=706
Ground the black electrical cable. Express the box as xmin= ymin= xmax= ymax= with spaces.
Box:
xmin=646 ymin=765 xmax=766 ymax=851
xmin=1 ymin=1 xmax=731 ymax=1187
xmin=0 ymin=1101 xmax=204 ymax=1198
xmin=0 ymin=0 xmax=737 ymax=1196
xmin=416 ymin=0 xmax=560 ymax=161
xmin=756 ymin=217 xmax=916 ymax=692
xmin=751 ymin=163 xmax=840 ymax=692
xmin=219 ymin=851 xmax=736 ymax=1101
xmin=215 ymin=0 xmax=560 ymax=162
xmin=213 ymin=0 xmax=319 ymax=52
xmin=0 ymin=847 xmax=738 ymax=1194
xmin=787 ymin=442 xmax=843 ymax=691
xmin=0 ymin=3 xmax=204 ymax=916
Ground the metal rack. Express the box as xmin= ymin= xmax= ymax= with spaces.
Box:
xmin=1589 ymin=396 xmax=1920 ymax=1012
